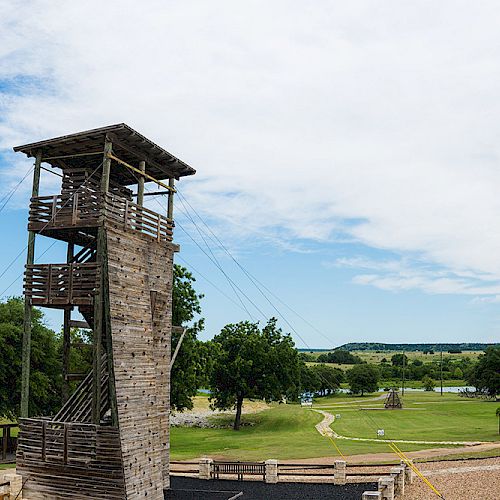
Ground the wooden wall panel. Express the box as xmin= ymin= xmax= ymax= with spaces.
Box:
xmin=106 ymin=225 xmax=173 ymax=499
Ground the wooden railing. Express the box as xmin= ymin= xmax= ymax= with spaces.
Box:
xmin=29 ymin=191 xmax=173 ymax=242
xmin=17 ymin=419 xmax=122 ymax=469
xmin=104 ymin=193 xmax=173 ymax=242
xmin=24 ymin=263 xmax=99 ymax=306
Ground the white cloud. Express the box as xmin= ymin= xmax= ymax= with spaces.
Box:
xmin=2 ymin=0 xmax=500 ymax=296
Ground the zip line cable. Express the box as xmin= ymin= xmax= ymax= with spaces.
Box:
xmin=141 ymin=182 xmax=269 ymax=324
xmin=175 ymin=188 xmax=336 ymax=347
xmin=151 ymin=186 xmax=312 ymax=348
xmin=174 ymin=190 xmax=317 ymax=349
xmin=0 ymin=166 xmax=34 ymax=216
xmin=176 ymin=218 xmax=258 ymax=322
xmin=176 ymin=255 xmax=252 ymax=314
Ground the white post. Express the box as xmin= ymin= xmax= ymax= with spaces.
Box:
xmin=334 ymin=459 xmax=346 ymax=485
xmin=199 ymin=457 xmax=213 ymax=480
xmin=378 ymin=477 xmax=395 ymax=500
xmin=265 ymin=459 xmax=278 ymax=483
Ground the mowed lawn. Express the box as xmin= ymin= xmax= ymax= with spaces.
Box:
xmin=171 ymin=392 xmax=500 ymax=461
xmin=330 ymin=392 xmax=500 ymax=444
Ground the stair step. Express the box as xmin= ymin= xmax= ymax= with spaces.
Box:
xmin=69 ymin=320 xmax=90 ymax=329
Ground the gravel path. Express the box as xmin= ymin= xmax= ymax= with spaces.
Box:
xmin=405 ymin=457 xmax=500 ymax=500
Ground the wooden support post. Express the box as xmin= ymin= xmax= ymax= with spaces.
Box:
xmin=2 ymin=426 xmax=7 ymax=461
xmin=167 ymin=177 xmax=174 ymax=220
xmin=21 ymin=150 xmax=42 ymax=418
xmin=92 ymin=136 xmax=112 ymax=424
xmin=137 ymin=160 xmax=145 ymax=206
xmin=101 ymin=137 xmax=112 ymax=193
xmin=62 ymin=242 xmax=74 ymax=403
xmin=102 ymin=245 xmax=118 ymax=427
xmin=92 ymin=230 xmax=104 ymax=424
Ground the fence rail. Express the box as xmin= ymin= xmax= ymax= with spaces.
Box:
xmin=211 ymin=461 xmax=266 ymax=481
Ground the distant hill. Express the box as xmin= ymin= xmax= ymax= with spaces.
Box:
xmin=299 ymin=342 xmax=499 ymax=353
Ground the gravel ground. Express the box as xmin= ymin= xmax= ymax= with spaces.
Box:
xmin=405 ymin=457 xmax=500 ymax=500
xmin=168 ymin=476 xmax=376 ymax=499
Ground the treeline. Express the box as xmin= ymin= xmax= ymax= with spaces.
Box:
xmin=333 ymin=342 xmax=499 ymax=352
xmin=300 ymin=350 xmax=363 ymax=364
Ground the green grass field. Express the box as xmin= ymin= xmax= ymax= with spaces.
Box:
xmin=171 ymin=391 xmax=500 ymax=461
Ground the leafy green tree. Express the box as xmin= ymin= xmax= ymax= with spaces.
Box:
xmin=453 ymin=367 xmax=464 ymax=379
xmin=309 ymin=364 xmax=344 ymax=395
xmin=0 ymin=297 xmax=61 ymax=418
xmin=209 ymin=318 xmax=300 ymax=430
xmin=347 ymin=364 xmax=379 ymax=395
xmin=171 ymin=264 xmax=208 ymax=411
xmin=467 ymin=347 xmax=500 ymax=397
xmin=422 ymin=375 xmax=435 ymax=391
xmin=391 ymin=353 xmax=408 ymax=367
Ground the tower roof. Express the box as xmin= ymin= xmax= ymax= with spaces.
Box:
xmin=14 ymin=123 xmax=196 ymax=182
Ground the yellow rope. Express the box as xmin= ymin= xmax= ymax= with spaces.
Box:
xmin=327 ymin=435 xmax=347 ymax=461
xmin=388 ymin=442 xmax=445 ymax=499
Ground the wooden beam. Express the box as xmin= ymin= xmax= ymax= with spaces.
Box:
xmin=101 ymin=137 xmax=112 ymax=193
xmin=107 ymin=153 xmax=175 ymax=192
xmin=137 ymin=160 xmax=145 ymax=207
xmin=167 ymin=177 xmax=175 ymax=220
xmin=21 ymin=150 xmax=42 ymax=418
xmin=170 ymin=328 xmax=187 ymax=369
xmin=69 ymin=320 xmax=90 ymax=329
xmin=62 ymin=243 xmax=74 ymax=403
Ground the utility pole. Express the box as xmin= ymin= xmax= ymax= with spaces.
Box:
xmin=440 ymin=348 xmax=443 ymax=396
xmin=402 ymin=350 xmax=406 ymax=396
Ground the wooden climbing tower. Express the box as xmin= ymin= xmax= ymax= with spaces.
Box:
xmin=384 ymin=388 xmax=403 ymax=409
xmin=14 ymin=124 xmax=195 ymax=499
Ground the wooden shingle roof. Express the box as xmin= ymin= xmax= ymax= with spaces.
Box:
xmin=14 ymin=123 xmax=196 ymax=183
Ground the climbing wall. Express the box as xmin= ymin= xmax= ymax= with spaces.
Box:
xmin=106 ymin=225 xmax=174 ymax=499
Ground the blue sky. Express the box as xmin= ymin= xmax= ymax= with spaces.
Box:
xmin=1 ymin=1 xmax=500 ymax=347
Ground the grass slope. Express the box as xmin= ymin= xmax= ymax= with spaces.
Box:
xmin=171 ymin=392 xmax=500 ymax=461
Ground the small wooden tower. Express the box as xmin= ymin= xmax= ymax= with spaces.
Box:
xmin=14 ymin=124 xmax=195 ymax=499
xmin=384 ymin=388 xmax=403 ymax=409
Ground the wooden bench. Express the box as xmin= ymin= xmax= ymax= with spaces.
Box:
xmin=211 ymin=461 xmax=266 ymax=481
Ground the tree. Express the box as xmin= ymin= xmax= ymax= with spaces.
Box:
xmin=391 ymin=353 xmax=408 ymax=367
xmin=209 ymin=318 xmax=300 ymax=430
xmin=467 ymin=347 xmax=500 ymax=397
xmin=347 ymin=364 xmax=379 ymax=396
xmin=0 ymin=297 xmax=61 ymax=418
xmin=171 ymin=264 xmax=208 ymax=411
xmin=309 ymin=364 xmax=344 ymax=395
xmin=422 ymin=375 xmax=435 ymax=391
xmin=453 ymin=367 xmax=464 ymax=379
